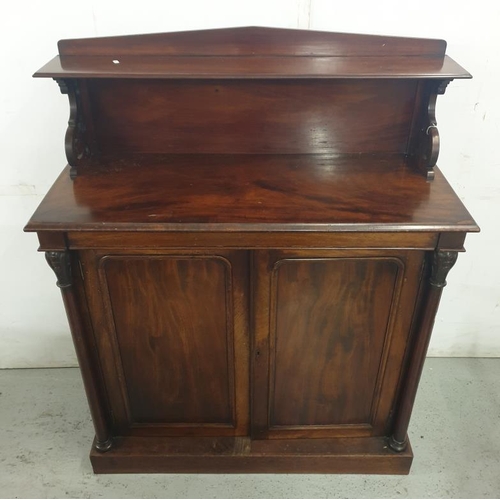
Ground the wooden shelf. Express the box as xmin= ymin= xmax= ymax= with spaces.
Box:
xmin=35 ymin=54 xmax=470 ymax=80
xmin=25 ymin=154 xmax=478 ymax=233
xmin=34 ymin=27 xmax=470 ymax=80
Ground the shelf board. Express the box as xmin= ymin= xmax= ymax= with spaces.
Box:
xmin=34 ymin=54 xmax=470 ymax=80
xmin=25 ymin=154 xmax=478 ymax=234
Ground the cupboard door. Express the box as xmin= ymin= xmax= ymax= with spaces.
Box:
xmin=252 ymin=249 xmax=425 ymax=439
xmin=80 ymin=250 xmax=249 ymax=437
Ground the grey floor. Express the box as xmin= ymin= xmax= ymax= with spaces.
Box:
xmin=0 ymin=359 xmax=499 ymax=499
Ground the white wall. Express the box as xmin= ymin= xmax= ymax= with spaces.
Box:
xmin=1 ymin=0 xmax=498 ymax=367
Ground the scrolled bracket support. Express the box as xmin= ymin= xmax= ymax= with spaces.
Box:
xmin=415 ymin=79 xmax=453 ymax=181
xmin=54 ymin=78 xmax=90 ymax=179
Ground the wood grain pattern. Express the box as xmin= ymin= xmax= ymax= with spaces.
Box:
xmin=79 ymin=250 xmax=250 ymax=437
xmin=24 ymin=158 xmax=478 ymax=234
xmin=86 ymin=79 xmax=416 ymax=155
xmin=270 ymin=258 xmax=400 ymax=428
xmin=251 ymin=249 xmax=426 ymax=440
xmin=101 ymin=256 xmax=232 ymax=425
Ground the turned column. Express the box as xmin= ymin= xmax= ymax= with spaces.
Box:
xmin=389 ymin=250 xmax=458 ymax=452
xmin=45 ymin=251 xmax=113 ymax=452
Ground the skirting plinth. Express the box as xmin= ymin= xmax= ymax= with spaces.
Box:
xmin=90 ymin=436 xmax=413 ymax=474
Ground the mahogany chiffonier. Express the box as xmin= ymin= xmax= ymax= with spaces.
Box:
xmin=25 ymin=27 xmax=478 ymax=474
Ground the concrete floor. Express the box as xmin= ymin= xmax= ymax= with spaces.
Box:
xmin=0 ymin=358 xmax=499 ymax=498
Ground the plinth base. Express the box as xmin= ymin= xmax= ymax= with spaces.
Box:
xmin=90 ymin=436 xmax=413 ymax=474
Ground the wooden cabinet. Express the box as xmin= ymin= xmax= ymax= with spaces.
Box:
xmin=26 ymin=27 xmax=477 ymax=474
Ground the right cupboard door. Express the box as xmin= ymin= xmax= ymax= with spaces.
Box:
xmin=251 ymin=249 xmax=426 ymax=439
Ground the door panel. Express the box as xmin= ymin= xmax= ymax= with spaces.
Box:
xmin=80 ymin=250 xmax=249 ymax=437
xmin=252 ymin=249 xmax=424 ymax=439
xmin=271 ymin=258 xmax=399 ymax=427
xmin=103 ymin=256 xmax=231 ymax=425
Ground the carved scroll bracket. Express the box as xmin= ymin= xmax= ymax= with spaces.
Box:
xmin=429 ymin=250 xmax=458 ymax=288
xmin=45 ymin=251 xmax=72 ymax=288
xmin=415 ymin=79 xmax=452 ymax=181
xmin=54 ymin=78 xmax=90 ymax=178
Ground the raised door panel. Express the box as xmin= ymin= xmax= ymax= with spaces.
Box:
xmin=272 ymin=257 xmax=397 ymax=427
xmin=252 ymin=249 xmax=424 ymax=439
xmin=80 ymin=250 xmax=249 ymax=437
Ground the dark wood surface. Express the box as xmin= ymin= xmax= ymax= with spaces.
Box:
xmin=79 ymin=249 xmax=250 ymax=437
xmin=389 ymin=250 xmax=458 ymax=451
xmin=89 ymin=436 xmax=413 ymax=474
xmin=251 ymin=249 xmax=425 ymax=440
xmin=64 ymin=231 xmax=440 ymax=251
xmin=29 ymin=26 xmax=476 ymax=475
xmin=53 ymin=76 xmax=448 ymax=177
xmin=56 ymin=27 xmax=445 ymax=57
xmin=35 ymin=54 xmax=470 ymax=80
xmin=34 ymin=27 xmax=470 ymax=80
xmin=271 ymin=257 xmax=399 ymax=427
xmin=44 ymin=251 xmax=112 ymax=451
xmin=102 ymin=256 xmax=233 ymax=425
xmin=25 ymin=156 xmax=478 ymax=233
xmin=34 ymin=28 xmax=471 ymax=180
xmin=87 ymin=79 xmax=417 ymax=155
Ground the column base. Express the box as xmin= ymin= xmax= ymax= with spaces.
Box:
xmin=95 ymin=437 xmax=113 ymax=452
xmin=388 ymin=435 xmax=408 ymax=452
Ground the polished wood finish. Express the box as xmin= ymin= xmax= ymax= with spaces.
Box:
xmin=251 ymin=249 xmax=425 ymax=440
xmin=34 ymin=27 xmax=469 ymax=80
xmin=90 ymin=436 xmax=412 ymax=474
xmin=45 ymin=251 xmax=112 ymax=451
xmin=36 ymin=55 xmax=470 ymax=80
xmin=389 ymin=250 xmax=458 ymax=451
xmin=24 ymin=159 xmax=477 ymax=233
xmin=87 ymin=80 xmax=416 ymax=155
xmin=64 ymin=231 xmax=440 ymax=251
xmin=79 ymin=249 xmax=249 ymax=437
xmin=272 ymin=257 xmax=399 ymax=428
xmin=33 ymin=27 xmax=471 ymax=178
xmin=56 ymin=27 xmax=447 ymax=57
xmin=103 ymin=257 xmax=233 ymax=426
xmin=27 ymin=27 xmax=476 ymax=474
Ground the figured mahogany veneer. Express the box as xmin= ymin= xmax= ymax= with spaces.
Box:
xmin=26 ymin=27 xmax=477 ymax=474
xmin=25 ymin=156 xmax=476 ymax=233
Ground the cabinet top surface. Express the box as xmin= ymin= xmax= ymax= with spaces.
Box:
xmin=33 ymin=27 xmax=470 ymax=80
xmin=25 ymin=155 xmax=478 ymax=233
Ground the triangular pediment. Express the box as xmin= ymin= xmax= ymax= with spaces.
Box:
xmin=58 ymin=26 xmax=446 ymax=58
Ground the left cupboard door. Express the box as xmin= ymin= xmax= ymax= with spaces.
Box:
xmin=78 ymin=250 xmax=250 ymax=437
